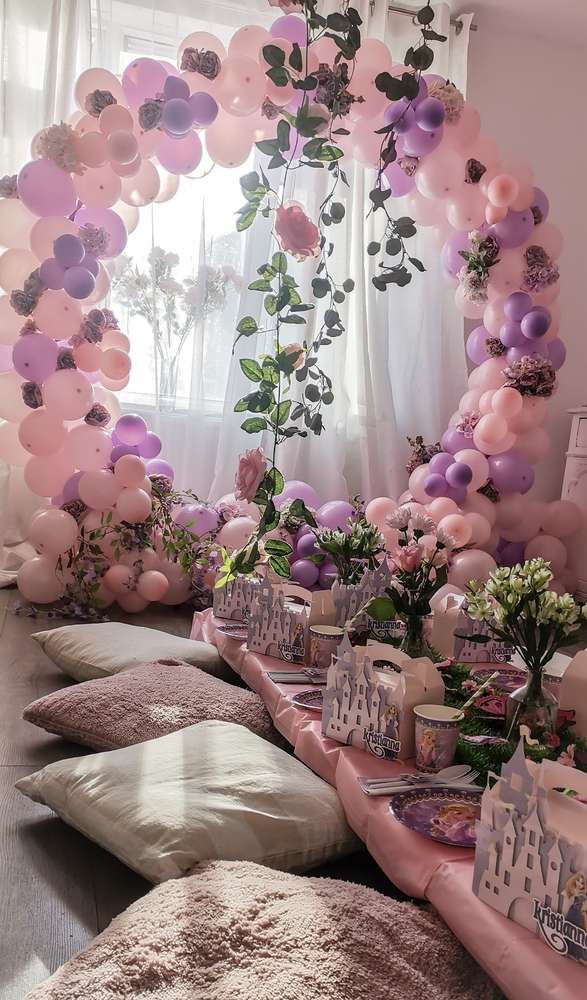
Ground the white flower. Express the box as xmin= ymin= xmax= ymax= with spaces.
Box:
xmin=387 ymin=507 xmax=411 ymax=530
xmin=436 ymin=527 xmax=456 ymax=549
xmin=165 ymin=252 xmax=180 ymax=268
xmin=410 ymin=513 xmax=436 ymax=535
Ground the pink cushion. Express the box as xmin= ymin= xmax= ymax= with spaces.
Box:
xmin=23 ymin=659 xmax=279 ymax=750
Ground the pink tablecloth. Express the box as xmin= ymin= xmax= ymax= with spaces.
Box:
xmin=193 ymin=609 xmax=586 ymax=1000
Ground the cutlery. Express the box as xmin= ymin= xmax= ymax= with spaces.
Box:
xmin=360 ymin=763 xmax=473 ymax=787
xmin=362 ymin=775 xmax=481 ymax=797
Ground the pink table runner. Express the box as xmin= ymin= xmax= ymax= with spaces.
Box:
xmin=192 ymin=609 xmax=586 ymax=999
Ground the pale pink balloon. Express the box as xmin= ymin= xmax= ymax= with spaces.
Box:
xmin=65 ymin=425 xmax=111 ymax=471
xmin=101 ymin=329 xmax=131 ymax=351
xmin=100 ymin=372 xmax=129 ymax=391
xmin=500 ymin=500 xmax=543 ymax=543
xmin=78 ymin=469 xmax=121 ymax=509
xmin=29 ymin=508 xmax=78 ymax=555
xmin=473 ymin=430 xmax=517 ymax=456
xmin=120 ymin=159 xmax=160 ymax=207
xmin=76 ymin=130 xmax=109 ymax=168
xmin=43 ymin=370 xmax=93 ymax=420
xmin=349 ymin=66 xmax=388 ymax=120
xmin=508 ymin=396 xmax=547 ymax=433
xmin=438 ymin=513 xmax=472 ymax=548
xmin=516 ymin=426 xmax=550 ymax=463
xmin=458 ymin=389 xmax=482 ymax=414
xmin=405 ymin=190 xmax=445 ymax=227
xmin=0 ymin=371 xmax=28 ymax=421
xmin=511 ymin=183 xmax=533 ymax=211
xmin=448 ymin=549 xmax=496 ymax=589
xmin=117 ymin=590 xmax=149 ymax=613
xmin=0 ymin=295 xmax=24 ymax=345
xmin=116 ymin=487 xmax=152 ymax=522
xmin=491 ymin=386 xmax=523 ymax=418
xmin=217 ymin=56 xmax=266 ymax=117
xmin=74 ymin=164 xmax=122 ymax=208
xmin=73 ymin=342 xmax=102 ymax=372
xmin=0 ymin=248 xmax=37 ymax=294
xmin=485 ymin=203 xmax=507 ymax=225
xmin=478 ymin=390 xmax=496 ymax=415
xmin=216 ymin=515 xmax=257 ymax=552
xmin=154 ymin=166 xmax=180 ymax=203
xmin=111 ymin=154 xmax=142 ymax=178
xmin=355 ymin=37 xmax=393 ymax=72
xmin=541 ymin=500 xmax=583 ymax=539
xmin=468 ymin=357 xmax=506 ymax=392
xmin=114 ymin=454 xmax=147 ymax=488
xmin=365 ymin=496 xmax=398 ymax=529
xmin=530 ymin=221 xmax=563 ymax=259
xmin=112 ymin=200 xmax=140 ymax=234
xmin=462 ymin=491 xmax=497 ymax=526
xmin=205 ymin=113 xmax=253 ymax=168
xmin=0 ymin=421 xmax=29 ymax=465
xmin=157 ymin=130 xmax=203 ymax=175
xmin=445 ymin=186 xmax=486 ymax=230
xmin=454 ymin=449 xmax=489 ymax=491
xmin=443 ymin=103 xmax=480 ymax=151
xmin=524 ymin=534 xmax=567 ymax=575
xmin=17 ymin=555 xmax=64 ymax=602
xmin=18 ymin=409 xmax=66 ymax=456
xmin=475 ymin=413 xmax=508 ymax=446
xmin=487 ymin=253 xmax=523 ymax=296
xmin=34 ymin=290 xmax=82 ymax=340
xmin=351 ymin=117 xmax=382 ymax=168
xmin=178 ymin=31 xmax=226 ymax=66
xmin=427 ymin=497 xmax=459 ymax=522
xmin=482 ymin=296 xmax=507 ymax=337
xmin=30 ymin=216 xmax=78 ymax=261
xmin=136 ymin=570 xmax=169 ymax=602
xmin=416 ymin=147 xmax=463 ymax=200
xmin=495 ymin=493 xmax=523 ymax=528
xmin=228 ymin=24 xmax=271 ymax=58
xmin=0 ymin=198 xmax=36 ymax=250
xmin=159 ymin=559 xmax=192 ymax=605
xmin=454 ymin=285 xmax=485 ymax=319
xmin=24 ymin=450 xmax=75 ymax=497
xmin=74 ymin=68 xmax=125 ymax=111
xmin=74 ymin=114 xmax=101 ymax=137
xmin=94 ymin=582 xmax=116 ymax=608
xmin=464 ymin=512 xmax=492 ymax=547
xmin=487 ymin=173 xmax=519 ymax=208
xmin=100 ymin=347 xmax=131 ymax=380
xmin=84 ymin=264 xmax=111 ymax=305
xmin=409 ymin=465 xmax=434 ymax=505
xmin=104 ymin=563 xmax=135 ymax=594
xmin=107 ymin=129 xmax=139 ymax=165
xmin=99 ymin=104 xmax=134 ymax=136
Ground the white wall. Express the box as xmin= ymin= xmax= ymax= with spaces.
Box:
xmin=465 ymin=24 xmax=587 ymax=499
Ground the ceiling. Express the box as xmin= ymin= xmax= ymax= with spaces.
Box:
xmin=453 ymin=0 xmax=587 ymax=46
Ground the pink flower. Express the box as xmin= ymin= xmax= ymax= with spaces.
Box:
xmin=392 ymin=543 xmax=422 ymax=573
xmin=284 ymin=342 xmax=305 ymax=369
xmin=234 ymin=448 xmax=267 ymax=503
xmin=558 ymin=744 xmax=576 ymax=768
xmin=268 ymin=0 xmax=302 ymax=12
xmin=274 ymin=202 xmax=320 ymax=261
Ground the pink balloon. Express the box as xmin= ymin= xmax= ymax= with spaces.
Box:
xmin=0 ymin=248 xmax=37 ymax=294
xmin=104 ymin=563 xmax=135 ymax=594
xmin=427 ymin=497 xmax=459 ymax=522
xmin=445 ymin=186 xmax=485 ymax=230
xmin=100 ymin=347 xmax=131 ymax=380
xmin=365 ymin=496 xmax=397 ymax=529
xmin=216 ymin=515 xmax=256 ymax=552
xmin=136 ymin=570 xmax=169 ymax=602
xmin=516 ymin=426 xmax=550 ymax=463
xmin=24 ymin=450 xmax=75 ymax=497
xmin=458 ymin=389 xmax=482 ymax=414
xmin=78 ymin=469 xmax=121 ymax=509
xmin=473 ymin=430 xmax=517 ymax=456
xmin=443 ymin=103 xmax=480 ymax=150
xmin=483 ymin=296 xmax=507 ymax=337
xmin=18 ymin=409 xmax=66 ymax=456
xmin=64 ymin=425 xmax=112 ymax=471
xmin=116 ymin=590 xmax=149 ymax=613
xmin=454 ymin=449 xmax=489 ymax=491
xmin=474 ymin=413 xmax=508 ymax=445
xmin=491 ymin=387 xmax=523 ymax=418
xmin=438 ymin=514 xmax=472 ymax=548
xmin=495 ymin=493 xmax=524 ymax=528
xmin=468 ymin=358 xmax=506 ymax=392
xmin=122 ymin=57 xmax=167 ymax=107
xmin=74 ymin=206 xmax=127 ymax=258
xmin=541 ymin=500 xmax=582 ymax=539
xmin=500 ymin=500 xmax=543 ymax=543
xmin=448 ymin=549 xmax=497 ymax=589
xmin=228 ymin=25 xmax=272 ymax=58
xmin=29 ymin=508 xmax=78 ymax=555
xmin=217 ymin=57 xmax=266 ymax=117
xmin=74 ymin=164 xmax=122 ymax=208
xmin=0 ymin=371 xmax=29 ymax=421
xmin=156 ymin=130 xmax=203 ymax=175
xmin=487 ymin=173 xmax=519 ymax=208
xmin=116 ymin=487 xmax=152 ymax=523
xmin=205 ymin=112 xmax=252 ymax=168
xmin=416 ymin=148 xmax=463 ymax=200
xmin=0 ymin=421 xmax=29 ymax=464
xmin=98 ymin=104 xmax=135 ymax=136
xmin=17 ymin=555 xmax=64 ymax=602
xmin=464 ymin=512 xmax=491 ymax=547
xmin=524 ymin=534 xmax=567 ymax=575
xmin=0 ymin=296 xmax=23 ymax=347
xmin=17 ymin=160 xmax=77 ymax=218
xmin=462 ymin=492 xmax=497 ymax=526
xmin=34 ymin=289 xmax=82 ymax=340
xmin=43 ymin=370 xmax=94 ymax=420
xmin=107 ymin=130 xmax=139 ymax=165
xmin=114 ymin=454 xmax=147 ymax=488
xmin=74 ymin=68 xmax=125 ymax=111
xmin=409 ymin=465 xmax=435 ymax=504
xmin=478 ymin=390 xmax=496 ymax=415
xmin=120 ymin=159 xmax=160 ymax=207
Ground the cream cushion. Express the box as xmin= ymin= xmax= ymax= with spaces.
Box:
xmin=32 ymin=622 xmax=230 ymax=682
xmin=16 ymin=721 xmax=359 ymax=882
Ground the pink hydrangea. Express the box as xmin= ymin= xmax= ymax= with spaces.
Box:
xmin=234 ymin=448 xmax=267 ymax=503
xmin=274 ymin=202 xmax=320 ymax=261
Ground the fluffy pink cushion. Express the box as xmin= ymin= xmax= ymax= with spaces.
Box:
xmin=25 ymin=860 xmax=498 ymax=1000
xmin=23 ymin=659 xmax=278 ymax=750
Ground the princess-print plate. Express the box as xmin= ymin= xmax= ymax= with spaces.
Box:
xmin=470 ymin=665 xmax=526 ymax=693
xmin=476 ymin=693 xmax=509 ymax=717
xmin=388 ymin=786 xmax=482 ymax=847
xmin=291 ymin=689 xmax=323 ymax=713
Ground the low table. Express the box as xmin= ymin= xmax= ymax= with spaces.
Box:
xmin=192 ymin=609 xmax=585 ymax=1000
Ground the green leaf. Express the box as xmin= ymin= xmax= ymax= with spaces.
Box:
xmin=264 ymin=294 xmax=277 ymax=316
xmin=267 ymin=66 xmax=289 ymax=87
xmin=330 ymin=201 xmax=345 ymax=222
xmin=302 ymin=137 xmax=324 ymax=159
xmin=386 ymin=237 xmax=402 ymax=256
xmin=265 ymin=539 xmax=293 ymax=556
xmin=237 ymin=210 xmax=256 ymax=232
xmin=324 ymin=309 xmax=340 ymax=328
xmin=236 ymin=316 xmax=258 ymax=335
xmin=256 ymin=139 xmax=278 ymax=157
xmin=416 ymin=5 xmax=435 ymax=25
xmin=289 ymin=42 xmax=303 ymax=72
xmin=268 ymin=152 xmax=287 ymax=170
xmin=395 ymin=216 xmax=417 ymax=238
xmin=367 ymin=241 xmax=381 ymax=256
xmin=409 ymin=256 xmax=426 ymax=273
xmin=296 ymin=114 xmax=328 ymax=138
xmin=322 ymin=391 xmax=334 ymax=405
xmin=281 ymin=314 xmax=306 ymax=324
xmin=271 ymin=251 xmax=287 ymax=274
xmin=375 ymin=71 xmax=407 ymax=101
xmin=240 ymin=390 xmax=274 ymax=412
xmin=305 ymin=384 xmax=320 ymax=402
xmin=249 ymin=278 xmax=273 ymax=292
xmin=240 ymin=358 xmax=263 ymax=382
xmin=454 ymin=632 xmax=493 ymax=644
xmin=408 ymin=43 xmax=434 ymax=71
xmin=364 ymin=596 xmax=397 ymax=621
xmin=317 ymin=144 xmax=343 ymax=162
xmin=288 ymin=499 xmax=317 ymax=528
xmin=265 ymin=467 xmax=285 ymax=497
xmin=262 ymin=44 xmax=286 ymax=67
xmin=311 ymin=277 xmax=330 ymax=298
xmin=241 ymin=417 xmax=268 ymax=434
xmin=326 ymin=11 xmax=350 ymax=30
xmin=277 ymin=119 xmax=291 ymax=152
xmin=343 ymin=278 xmax=355 ymax=292
xmin=240 ymin=171 xmax=260 ymax=192
xmin=274 ymin=399 xmax=291 ymax=426
xmin=269 ymin=554 xmax=291 ymax=578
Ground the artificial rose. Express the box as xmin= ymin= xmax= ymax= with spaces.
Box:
xmin=283 ymin=342 xmax=305 ymax=369
xmin=234 ymin=448 xmax=267 ymax=503
xmin=391 ymin=543 xmax=422 ymax=573
xmin=268 ymin=0 xmax=302 ymax=12
xmin=274 ymin=202 xmax=320 ymax=261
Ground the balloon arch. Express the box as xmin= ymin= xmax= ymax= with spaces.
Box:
xmin=0 ymin=11 xmax=580 ymax=610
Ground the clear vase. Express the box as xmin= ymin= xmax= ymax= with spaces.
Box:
xmin=399 ymin=613 xmax=434 ymax=659
xmin=505 ymin=668 xmax=558 ymax=741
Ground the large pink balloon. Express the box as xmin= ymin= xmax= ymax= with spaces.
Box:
xmin=365 ymin=496 xmax=397 ymax=530
xmin=453 ymin=449 xmax=489 ymax=491
xmin=156 ymin=131 xmax=203 ymax=175
xmin=541 ymin=500 xmax=582 ymax=539
xmin=17 ymin=555 xmax=64 ymax=602
xmin=136 ymin=570 xmax=169 ymax=602
xmin=64 ymin=425 xmax=111 ymax=471
xmin=74 ymin=164 xmax=122 ymax=208
xmin=228 ymin=25 xmax=271 ymax=58
xmin=78 ymin=469 xmax=121 ymax=509
xmin=29 ymin=508 xmax=78 ymax=555
xmin=448 ymin=549 xmax=497 ymax=589
xmin=34 ymin=289 xmax=82 ymax=340
xmin=216 ymin=515 xmax=257 ymax=552
xmin=44 ymin=370 xmax=94 ymax=419
xmin=122 ymin=57 xmax=167 ymax=107
xmin=217 ymin=57 xmax=266 ymax=116
xmin=74 ymin=206 xmax=127 ymax=258
xmin=74 ymin=68 xmax=125 ymax=110
xmin=524 ymin=534 xmax=567 ymax=575
xmin=18 ymin=409 xmax=66 ymax=456
xmin=437 ymin=514 xmax=472 ymax=548
xmin=116 ymin=487 xmax=152 ymax=523
xmin=120 ymin=159 xmax=160 ymax=207
xmin=17 ymin=160 xmax=77 ymax=218
xmin=0 ymin=248 xmax=37 ymax=294
xmin=30 ymin=216 xmax=78 ymax=261
xmin=205 ymin=113 xmax=252 ymax=168
xmin=24 ymin=451 xmax=74 ymax=497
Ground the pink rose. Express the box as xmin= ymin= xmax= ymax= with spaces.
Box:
xmin=234 ymin=447 xmax=267 ymax=503
xmin=274 ymin=202 xmax=320 ymax=261
xmin=268 ymin=0 xmax=302 ymax=12
xmin=284 ymin=342 xmax=305 ymax=369
xmin=392 ymin=543 xmax=422 ymax=573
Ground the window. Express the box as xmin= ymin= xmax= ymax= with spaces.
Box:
xmin=529 ymin=830 xmax=536 ymax=846
xmin=527 ymin=854 xmax=534 ymax=869
xmin=504 ymin=871 xmax=511 ymax=887
xmin=524 ymin=878 xmax=531 ymax=893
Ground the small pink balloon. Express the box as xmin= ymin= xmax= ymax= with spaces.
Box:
xmin=120 ymin=159 xmax=160 ymax=207
xmin=516 ymin=426 xmax=550 ymax=464
xmin=438 ymin=514 xmax=472 ymax=548
xmin=17 ymin=555 xmax=64 ymax=602
xmin=107 ymin=129 xmax=139 ymax=165
xmin=100 ymin=347 xmax=131 ymax=380
xmin=117 ymin=590 xmax=149 ymax=613
xmin=487 ymin=173 xmax=519 ymax=208
xmin=64 ymin=424 xmax=112 ymax=471
xmin=461 ymin=492 xmax=497 ymax=526
xmin=205 ymin=112 xmax=253 ymax=168
xmin=427 ymin=497 xmax=459 ymax=522
xmin=116 ymin=487 xmax=152 ymax=523
xmin=122 ymin=57 xmax=167 ymax=107
xmin=98 ymin=104 xmax=134 ymax=136
xmin=474 ymin=413 xmax=509 ymax=445
xmin=0 ymin=421 xmax=29 ymax=464
xmin=216 ymin=515 xmax=257 ymax=552
xmin=463 ymin=512 xmax=491 ymax=547
xmin=491 ymin=387 xmax=523 ymax=418
xmin=365 ymin=496 xmax=398 ymax=530
xmin=541 ymin=500 xmax=582 ymax=539
xmin=18 ymin=409 xmax=66 ymax=456
xmin=448 ymin=549 xmax=497 ymax=589
xmin=17 ymin=160 xmax=77 ymax=218
xmin=114 ymin=454 xmax=147 ymax=488
xmin=75 ymin=206 xmax=128 ymax=259
xmin=28 ymin=508 xmax=78 ymax=555
xmin=78 ymin=469 xmax=121 ymax=509
xmin=453 ymin=449 xmax=489 ymax=491
xmin=30 ymin=216 xmax=78 ymax=261
xmin=34 ymin=289 xmax=82 ymax=340
xmin=76 ymin=131 xmax=108 ymax=169
xmin=74 ymin=163 xmax=122 ymax=208
xmin=104 ymin=563 xmax=135 ymax=594
xmin=495 ymin=493 xmax=524 ymax=529
xmin=136 ymin=570 xmax=170 ymax=602
xmin=74 ymin=68 xmax=125 ymax=111
xmin=43 ymin=370 xmax=94 ymax=420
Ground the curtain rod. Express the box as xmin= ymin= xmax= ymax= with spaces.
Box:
xmin=370 ymin=3 xmax=478 ymax=33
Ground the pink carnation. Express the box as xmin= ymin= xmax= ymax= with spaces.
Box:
xmin=391 ymin=543 xmax=422 ymax=573
xmin=234 ymin=448 xmax=267 ymax=503
xmin=274 ymin=202 xmax=320 ymax=261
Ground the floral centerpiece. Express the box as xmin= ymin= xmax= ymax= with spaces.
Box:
xmin=360 ymin=508 xmax=454 ymax=657
xmin=463 ymin=559 xmax=587 ymax=740
xmin=312 ymin=505 xmax=386 ymax=585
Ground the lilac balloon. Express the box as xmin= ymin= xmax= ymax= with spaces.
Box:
xmin=39 ymin=257 xmax=65 ymax=290
xmin=275 ymin=480 xmax=322 ymax=510
xmin=383 ymin=161 xmax=415 ymax=198
xmin=189 ymin=92 xmax=219 ymax=128
xmin=548 ymin=338 xmax=567 ymax=370
xmin=499 ymin=540 xmax=525 ymax=567
xmin=12 ymin=333 xmax=59 ymax=382
xmin=74 ymin=207 xmax=127 ymax=259
xmin=429 ymin=452 xmax=455 ymax=475
xmin=122 ymin=57 xmax=167 ymax=108
xmin=83 ymin=253 xmax=99 ymax=277
xmin=488 ymin=450 xmax=535 ymax=494
xmin=62 ymin=471 xmax=84 ymax=502
xmin=446 ymin=462 xmax=473 ymax=488
xmin=111 ymin=443 xmax=140 ymax=462
xmin=297 ymin=532 xmax=319 ymax=558
xmin=466 ymin=325 xmax=493 ymax=364
xmin=414 ymin=96 xmax=445 ymax=131
xmin=317 ymin=500 xmax=353 ymax=531
xmin=146 ymin=459 xmax=174 ymax=480
xmin=270 ymin=15 xmax=307 ymax=46
xmin=413 ymin=76 xmax=429 ymax=104
xmin=115 ymin=413 xmax=148 ymax=445
xmin=394 ymin=105 xmax=416 ymax=135
xmin=521 ymin=306 xmax=551 ymax=340
xmin=531 ymin=187 xmax=549 ymax=225
xmin=137 ymin=431 xmax=162 ymax=459
xmin=383 ymin=99 xmax=409 ymax=127
xmin=492 ymin=209 xmax=534 ymax=249
xmin=290 ymin=558 xmax=319 ymax=588
xmin=318 ymin=558 xmax=338 ymax=589
xmin=163 ymin=76 xmax=190 ymax=101
xmin=504 ymin=291 xmax=532 ymax=322
xmin=441 ymin=428 xmax=472 ymax=455
xmin=506 ymin=343 xmax=549 ymax=364
xmin=401 ymin=124 xmax=443 ymax=157
xmin=424 ymin=473 xmax=448 ymax=498
xmin=445 ymin=484 xmax=467 ymax=505
xmin=17 ymin=159 xmax=77 ymax=218
xmin=499 ymin=321 xmax=526 ymax=348
xmin=63 ymin=265 xmax=95 ymax=300
xmin=162 ymin=97 xmax=195 ymax=136
xmin=54 ymin=234 xmax=85 ymax=268
xmin=175 ymin=503 xmax=219 ymax=537
xmin=441 ymin=231 xmax=470 ymax=278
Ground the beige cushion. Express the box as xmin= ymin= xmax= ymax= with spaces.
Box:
xmin=24 ymin=860 xmax=498 ymax=1000
xmin=32 ymin=622 xmax=230 ymax=682
xmin=23 ymin=659 xmax=279 ymax=750
xmin=16 ymin=721 xmax=359 ymax=882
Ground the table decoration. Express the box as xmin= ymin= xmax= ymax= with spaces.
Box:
xmin=213 ymin=575 xmax=258 ymax=622
xmin=307 ymin=624 xmax=344 ymax=670
xmin=431 ymin=592 xmax=515 ymax=663
xmin=389 ymin=786 xmax=482 ymax=847
xmin=291 ymin=689 xmax=323 ymax=713
xmin=246 ymin=578 xmax=334 ymax=663
xmin=414 ymin=704 xmax=465 ymax=773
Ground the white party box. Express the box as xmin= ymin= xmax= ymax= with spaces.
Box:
xmin=473 ymin=740 xmax=587 ymax=963
xmin=246 ymin=578 xmax=334 ymax=663
xmin=321 ymin=635 xmax=445 ymax=760
xmin=430 ymin=590 xmax=514 ymax=662
xmin=331 ymin=563 xmax=398 ymax=639
xmin=213 ymin=576 xmax=258 ymax=622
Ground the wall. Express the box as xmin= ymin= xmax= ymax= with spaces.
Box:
xmin=465 ymin=23 xmax=587 ymax=499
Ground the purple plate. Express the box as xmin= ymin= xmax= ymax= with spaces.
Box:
xmin=389 ymin=786 xmax=482 ymax=847
xmin=291 ymin=689 xmax=323 ymax=713
xmin=470 ymin=665 xmax=526 ymax=693
xmin=477 ymin=693 xmax=508 ymax=717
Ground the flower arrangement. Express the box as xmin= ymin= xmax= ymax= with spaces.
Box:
xmin=312 ymin=505 xmax=386 ymax=586
xmin=502 ymin=355 xmax=557 ymax=397
xmin=457 ymin=230 xmax=501 ymax=305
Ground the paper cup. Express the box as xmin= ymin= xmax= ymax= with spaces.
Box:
xmin=414 ymin=704 xmax=464 ymax=773
xmin=308 ymin=624 xmax=344 ymax=670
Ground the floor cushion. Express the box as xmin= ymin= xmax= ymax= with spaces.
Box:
xmin=23 ymin=659 xmax=280 ymax=750
xmin=32 ymin=622 xmax=231 ymax=682
xmin=16 ymin=721 xmax=359 ymax=881
xmin=24 ymin=860 xmax=499 ymax=1000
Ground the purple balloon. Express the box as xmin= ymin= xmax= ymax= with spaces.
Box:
xmin=163 ymin=76 xmax=190 ymax=101
xmin=137 ymin=431 xmax=162 ymax=459
xmin=316 ymin=500 xmax=353 ymax=531
xmin=74 ymin=206 xmax=127 ymax=259
xmin=17 ymin=159 xmax=77 ymax=218
xmin=492 ymin=209 xmax=534 ymax=249
xmin=175 ymin=503 xmax=219 ymax=537
xmin=318 ymin=558 xmax=338 ymax=589
xmin=275 ymin=480 xmax=322 ymax=510
xmin=446 ymin=462 xmax=473 ymax=488
xmin=506 ymin=342 xmax=549 ymax=364
xmin=424 ymin=473 xmax=448 ymax=498
xmin=429 ymin=452 xmax=454 ymax=475
xmin=12 ymin=333 xmax=59 ymax=382
xmin=122 ymin=57 xmax=167 ymax=108
xmin=394 ymin=105 xmax=416 ymax=135
xmin=39 ymin=257 xmax=65 ymax=290
xmin=111 ymin=443 xmax=140 ymax=462
xmin=63 ymin=265 xmax=95 ymax=300
xmin=297 ymin=532 xmax=319 ymax=558
xmin=414 ymin=96 xmax=445 ymax=131
xmin=499 ymin=540 xmax=525 ymax=567
xmin=521 ymin=306 xmax=551 ymax=340
xmin=162 ymin=97 xmax=195 ymax=136
xmin=445 ymin=484 xmax=467 ymax=505
xmin=54 ymin=234 xmax=85 ymax=268
xmin=62 ymin=471 xmax=84 ymax=502
xmin=189 ymin=92 xmax=219 ymax=128
xmin=290 ymin=558 xmax=319 ymax=588
xmin=488 ymin=450 xmax=535 ymax=494
xmin=531 ymin=187 xmax=549 ymax=225
xmin=270 ymin=15 xmax=307 ymax=46
xmin=548 ymin=338 xmax=567 ymax=370
xmin=402 ymin=125 xmax=443 ymax=157
xmin=466 ymin=325 xmax=493 ymax=364
xmin=115 ymin=413 xmax=148 ymax=445
xmin=383 ymin=161 xmax=415 ymax=197
xmin=83 ymin=253 xmax=99 ymax=277
xmin=504 ymin=291 xmax=532 ymax=322
xmin=146 ymin=459 xmax=174 ymax=480
xmin=441 ymin=428 xmax=471 ymax=455
xmin=499 ymin=321 xmax=526 ymax=348
xmin=441 ymin=230 xmax=471 ymax=278
xmin=383 ymin=99 xmax=409 ymax=127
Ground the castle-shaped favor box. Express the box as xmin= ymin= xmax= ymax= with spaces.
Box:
xmin=430 ymin=589 xmax=514 ymax=662
xmin=473 ymin=740 xmax=587 ymax=963
xmin=321 ymin=635 xmax=445 ymax=760
xmin=246 ymin=578 xmax=335 ymax=663
xmin=213 ymin=576 xmax=258 ymax=622
xmin=331 ymin=562 xmax=400 ymax=640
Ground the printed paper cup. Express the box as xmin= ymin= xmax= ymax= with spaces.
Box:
xmin=414 ymin=704 xmax=464 ymax=773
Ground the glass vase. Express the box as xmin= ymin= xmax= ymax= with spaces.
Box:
xmin=399 ymin=613 xmax=434 ymax=659
xmin=505 ymin=668 xmax=558 ymax=741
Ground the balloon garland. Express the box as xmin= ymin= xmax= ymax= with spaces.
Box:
xmin=0 ymin=0 xmax=580 ymax=610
